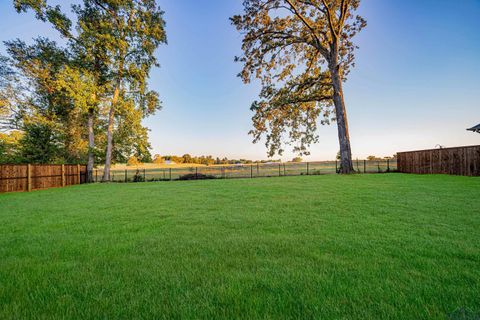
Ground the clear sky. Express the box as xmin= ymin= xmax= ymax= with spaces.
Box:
xmin=1 ymin=0 xmax=479 ymax=161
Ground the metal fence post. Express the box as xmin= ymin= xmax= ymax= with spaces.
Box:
xmin=125 ymin=169 xmax=127 ymax=183
xmin=387 ymin=159 xmax=390 ymax=172
xmin=169 ymin=168 xmax=172 ymax=181
xmin=143 ymin=168 xmax=146 ymax=181
xmin=95 ymin=169 xmax=98 ymax=182
xmin=250 ymin=164 xmax=253 ymax=178
xmin=307 ymin=162 xmax=309 ymax=175
xmin=335 ymin=161 xmax=338 ymax=174
xmin=364 ymin=160 xmax=366 ymax=173
xmin=257 ymin=163 xmax=259 ymax=176
xmin=356 ymin=159 xmax=359 ymax=172
xmin=279 ymin=163 xmax=281 ymax=176
xmin=283 ymin=163 xmax=286 ymax=176
xmin=195 ymin=167 xmax=198 ymax=179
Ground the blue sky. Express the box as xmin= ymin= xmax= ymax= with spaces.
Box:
xmin=1 ymin=0 xmax=479 ymax=160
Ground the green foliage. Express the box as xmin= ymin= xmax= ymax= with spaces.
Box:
xmin=292 ymin=157 xmax=303 ymax=163
xmin=132 ymin=169 xmax=145 ymax=182
xmin=19 ymin=122 xmax=62 ymax=163
xmin=0 ymin=175 xmax=479 ymax=318
xmin=0 ymin=131 xmax=23 ymax=163
xmin=161 ymin=155 xmax=282 ymax=165
xmin=232 ymin=0 xmax=366 ymax=157
xmin=1 ymin=39 xmax=90 ymax=164
xmin=5 ymin=0 xmax=167 ymax=166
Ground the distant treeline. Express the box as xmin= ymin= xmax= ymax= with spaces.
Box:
xmin=127 ymin=154 xmax=282 ymax=166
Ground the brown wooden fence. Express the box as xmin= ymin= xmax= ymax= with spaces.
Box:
xmin=0 ymin=164 xmax=87 ymax=193
xmin=397 ymin=145 xmax=480 ymax=176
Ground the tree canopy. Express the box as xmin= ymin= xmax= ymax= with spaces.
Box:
xmin=1 ymin=0 xmax=167 ymax=175
xmin=232 ymin=0 xmax=366 ymax=173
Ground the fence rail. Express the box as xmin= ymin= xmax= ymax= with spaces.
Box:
xmin=94 ymin=160 xmax=397 ymax=183
xmin=0 ymin=164 xmax=87 ymax=193
xmin=397 ymin=145 xmax=480 ymax=176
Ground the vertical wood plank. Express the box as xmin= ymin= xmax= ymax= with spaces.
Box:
xmin=397 ymin=146 xmax=480 ymax=177
xmin=27 ymin=164 xmax=32 ymax=192
xmin=62 ymin=164 xmax=65 ymax=187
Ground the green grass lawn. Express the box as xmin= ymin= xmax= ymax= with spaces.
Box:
xmin=1 ymin=174 xmax=479 ymax=319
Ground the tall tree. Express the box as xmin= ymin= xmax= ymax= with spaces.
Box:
xmin=81 ymin=0 xmax=166 ymax=181
xmin=12 ymin=0 xmax=104 ymax=170
xmin=12 ymin=0 xmax=166 ymax=180
xmin=2 ymin=38 xmax=81 ymax=163
xmin=232 ymin=0 xmax=366 ymax=173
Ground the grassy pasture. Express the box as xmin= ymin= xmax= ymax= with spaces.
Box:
xmin=0 ymin=174 xmax=479 ymax=319
xmin=100 ymin=160 xmax=397 ymax=182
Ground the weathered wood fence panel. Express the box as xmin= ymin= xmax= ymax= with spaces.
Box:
xmin=397 ymin=145 xmax=480 ymax=176
xmin=0 ymin=164 xmax=87 ymax=193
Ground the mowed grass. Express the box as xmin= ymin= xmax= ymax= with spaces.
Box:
xmin=0 ymin=174 xmax=479 ymax=319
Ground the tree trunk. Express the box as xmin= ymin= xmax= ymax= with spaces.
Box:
xmin=102 ymin=85 xmax=120 ymax=182
xmin=330 ymin=64 xmax=354 ymax=174
xmin=87 ymin=108 xmax=95 ymax=182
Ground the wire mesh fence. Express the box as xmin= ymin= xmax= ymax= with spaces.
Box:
xmin=91 ymin=159 xmax=397 ymax=183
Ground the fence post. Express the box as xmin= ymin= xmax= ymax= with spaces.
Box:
xmin=195 ymin=167 xmax=198 ymax=180
xmin=335 ymin=161 xmax=338 ymax=174
xmin=27 ymin=164 xmax=32 ymax=192
xmin=125 ymin=169 xmax=127 ymax=183
xmin=356 ymin=159 xmax=359 ymax=172
xmin=364 ymin=160 xmax=366 ymax=173
xmin=307 ymin=162 xmax=309 ymax=175
xmin=143 ymin=168 xmax=146 ymax=181
xmin=378 ymin=161 xmax=380 ymax=173
xmin=279 ymin=163 xmax=281 ymax=176
xmin=387 ymin=159 xmax=390 ymax=172
xmin=95 ymin=169 xmax=98 ymax=182
xmin=251 ymin=164 xmax=253 ymax=178
xmin=169 ymin=168 xmax=172 ymax=181
xmin=61 ymin=164 xmax=65 ymax=187
xmin=77 ymin=164 xmax=81 ymax=184
xmin=283 ymin=163 xmax=286 ymax=176
xmin=257 ymin=162 xmax=259 ymax=176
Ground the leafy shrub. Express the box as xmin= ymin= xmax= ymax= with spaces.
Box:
xmin=179 ymin=173 xmax=216 ymax=180
xmin=132 ymin=169 xmax=145 ymax=182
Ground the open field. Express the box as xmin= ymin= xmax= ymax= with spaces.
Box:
xmin=99 ymin=160 xmax=397 ymax=182
xmin=0 ymin=174 xmax=479 ymax=319
xmin=108 ymin=162 xmax=208 ymax=170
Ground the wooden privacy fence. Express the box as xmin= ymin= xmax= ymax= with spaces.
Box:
xmin=0 ymin=164 xmax=87 ymax=193
xmin=397 ymin=145 xmax=480 ymax=176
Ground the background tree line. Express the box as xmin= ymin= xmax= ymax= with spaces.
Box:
xmin=0 ymin=0 xmax=166 ymax=182
xmin=126 ymin=154 xmax=283 ymax=166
